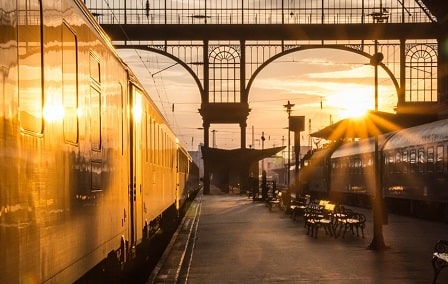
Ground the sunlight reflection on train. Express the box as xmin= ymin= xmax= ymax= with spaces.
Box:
xmin=43 ymin=104 xmax=65 ymax=122
xmin=133 ymin=92 xmax=143 ymax=122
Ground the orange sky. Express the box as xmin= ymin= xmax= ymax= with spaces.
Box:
xmin=118 ymin=48 xmax=397 ymax=151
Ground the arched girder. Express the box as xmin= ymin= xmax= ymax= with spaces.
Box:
xmin=245 ymin=45 xmax=400 ymax=104
xmin=115 ymin=45 xmax=206 ymax=102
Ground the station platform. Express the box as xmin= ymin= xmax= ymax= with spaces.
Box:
xmin=148 ymin=188 xmax=448 ymax=283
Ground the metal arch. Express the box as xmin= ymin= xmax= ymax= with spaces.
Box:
xmin=245 ymin=44 xmax=400 ymax=102
xmin=115 ymin=45 xmax=206 ymax=102
xmin=406 ymin=43 xmax=438 ymax=58
xmin=209 ymin=45 xmax=241 ymax=61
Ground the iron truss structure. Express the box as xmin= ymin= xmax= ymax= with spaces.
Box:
xmin=84 ymin=0 xmax=448 ymax=193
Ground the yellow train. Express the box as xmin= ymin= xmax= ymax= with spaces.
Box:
xmin=0 ymin=0 xmax=200 ymax=282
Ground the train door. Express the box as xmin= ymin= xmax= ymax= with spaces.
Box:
xmin=89 ymin=53 xmax=103 ymax=192
xmin=176 ymin=147 xmax=180 ymax=210
xmin=130 ymin=84 xmax=144 ymax=246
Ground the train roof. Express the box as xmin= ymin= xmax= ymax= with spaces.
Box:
xmin=311 ymin=111 xmax=438 ymax=140
xmin=331 ymin=134 xmax=392 ymax=158
xmin=309 ymin=142 xmax=341 ymax=160
xmin=383 ymin=118 xmax=448 ymax=150
xmin=75 ymin=0 xmax=183 ymax=148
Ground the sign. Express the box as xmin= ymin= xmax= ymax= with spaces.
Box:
xmin=289 ymin=116 xmax=305 ymax=132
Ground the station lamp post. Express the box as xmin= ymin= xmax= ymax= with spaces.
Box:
xmin=261 ymin=132 xmax=266 ymax=172
xmin=368 ymin=40 xmax=387 ymax=250
xmin=283 ymin=101 xmax=294 ymax=187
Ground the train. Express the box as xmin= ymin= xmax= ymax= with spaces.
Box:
xmin=0 ymin=0 xmax=200 ymax=283
xmin=298 ymin=118 xmax=448 ymax=223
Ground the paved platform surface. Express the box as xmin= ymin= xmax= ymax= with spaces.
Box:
xmin=148 ymin=189 xmax=448 ymax=283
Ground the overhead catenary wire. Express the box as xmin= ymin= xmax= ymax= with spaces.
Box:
xmin=102 ymin=0 xmax=191 ymax=145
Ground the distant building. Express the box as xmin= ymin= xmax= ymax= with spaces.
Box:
xmin=189 ymin=143 xmax=204 ymax=180
xmin=261 ymin=145 xmax=311 ymax=186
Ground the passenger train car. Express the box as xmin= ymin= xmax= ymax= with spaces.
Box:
xmin=0 ymin=0 xmax=199 ymax=283
xmin=299 ymin=119 xmax=448 ymax=222
xmin=329 ymin=134 xmax=392 ymax=207
xmin=382 ymin=119 xmax=448 ymax=220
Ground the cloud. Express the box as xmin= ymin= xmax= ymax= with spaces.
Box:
xmin=307 ymin=65 xmax=373 ymax=79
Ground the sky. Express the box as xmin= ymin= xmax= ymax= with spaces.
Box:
xmin=118 ymin=47 xmax=398 ymax=152
xmin=90 ymin=0 xmax=432 ymax=152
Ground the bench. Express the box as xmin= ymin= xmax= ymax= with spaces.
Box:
xmin=305 ymin=201 xmax=336 ymax=239
xmin=432 ymin=240 xmax=448 ymax=284
xmin=290 ymin=194 xmax=310 ymax=220
xmin=267 ymin=191 xmax=282 ymax=211
xmin=336 ymin=209 xmax=366 ymax=239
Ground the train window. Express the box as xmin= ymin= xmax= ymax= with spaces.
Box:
xmin=165 ymin=133 xmax=168 ymax=167
xmin=172 ymin=141 xmax=175 ymax=168
xmin=153 ymin=124 xmax=156 ymax=164
xmin=160 ymin=129 xmax=163 ymax=166
xmin=395 ymin=152 xmax=401 ymax=173
xmin=418 ymin=148 xmax=425 ymax=173
xmin=388 ymin=153 xmax=395 ymax=173
xmin=427 ymin=146 xmax=434 ymax=172
xmin=395 ymin=152 xmax=401 ymax=162
xmin=90 ymin=87 xmax=101 ymax=150
xmin=144 ymin=111 xmax=148 ymax=163
xmin=91 ymin=161 xmax=102 ymax=191
xmin=410 ymin=149 xmax=416 ymax=172
xmin=436 ymin=145 xmax=444 ymax=172
xmin=62 ymin=22 xmax=78 ymax=144
xmin=161 ymin=130 xmax=165 ymax=166
xmin=168 ymin=136 xmax=171 ymax=168
xmin=120 ymin=83 xmax=124 ymax=155
xmin=388 ymin=153 xmax=394 ymax=163
xmin=89 ymin=53 xmax=101 ymax=150
xmin=162 ymin=130 xmax=165 ymax=166
xmin=18 ymin=0 xmax=43 ymax=134
xmin=156 ymin=124 xmax=160 ymax=165
xmin=150 ymin=119 xmax=155 ymax=164
xmin=164 ymin=132 xmax=166 ymax=167
xmin=354 ymin=158 xmax=361 ymax=174
xmin=402 ymin=150 xmax=408 ymax=173
xmin=90 ymin=52 xmax=101 ymax=84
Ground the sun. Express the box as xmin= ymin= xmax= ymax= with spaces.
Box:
xmin=327 ymin=88 xmax=373 ymax=119
xmin=340 ymin=102 xmax=370 ymax=118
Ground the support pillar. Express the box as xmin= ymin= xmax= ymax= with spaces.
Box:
xmin=203 ymin=122 xmax=210 ymax=194
xmin=438 ymin=35 xmax=448 ymax=109
xmin=240 ymin=121 xmax=247 ymax=149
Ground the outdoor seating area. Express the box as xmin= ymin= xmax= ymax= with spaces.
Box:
xmin=265 ymin=193 xmax=367 ymax=240
xmin=302 ymin=200 xmax=366 ymax=239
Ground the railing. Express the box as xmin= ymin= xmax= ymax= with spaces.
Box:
xmin=85 ymin=0 xmax=436 ymax=25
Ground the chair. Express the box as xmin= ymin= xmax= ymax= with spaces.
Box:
xmin=341 ymin=212 xmax=366 ymax=238
xmin=291 ymin=195 xmax=310 ymax=221
xmin=317 ymin=203 xmax=336 ymax=238
xmin=335 ymin=208 xmax=353 ymax=238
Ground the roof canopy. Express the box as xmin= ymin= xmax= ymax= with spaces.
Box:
xmin=310 ymin=111 xmax=437 ymax=140
xmin=201 ymin=146 xmax=285 ymax=169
